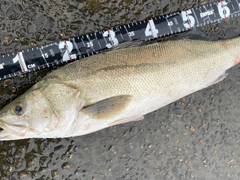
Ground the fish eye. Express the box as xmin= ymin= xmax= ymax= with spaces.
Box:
xmin=13 ymin=103 xmax=24 ymax=116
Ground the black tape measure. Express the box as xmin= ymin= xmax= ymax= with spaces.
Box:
xmin=0 ymin=0 xmax=239 ymax=80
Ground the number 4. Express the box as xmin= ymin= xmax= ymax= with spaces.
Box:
xmin=145 ymin=19 xmax=159 ymax=39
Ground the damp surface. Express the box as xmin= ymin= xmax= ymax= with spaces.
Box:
xmin=0 ymin=0 xmax=240 ymax=179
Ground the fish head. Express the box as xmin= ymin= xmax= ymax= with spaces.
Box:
xmin=0 ymin=82 xmax=68 ymax=141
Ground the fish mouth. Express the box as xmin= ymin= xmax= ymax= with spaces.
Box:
xmin=0 ymin=120 xmax=28 ymax=140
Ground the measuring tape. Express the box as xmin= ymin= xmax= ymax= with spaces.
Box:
xmin=0 ymin=0 xmax=239 ymax=80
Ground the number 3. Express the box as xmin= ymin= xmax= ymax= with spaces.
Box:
xmin=103 ymin=30 xmax=119 ymax=48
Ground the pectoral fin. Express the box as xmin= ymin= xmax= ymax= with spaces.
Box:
xmin=81 ymin=95 xmax=132 ymax=120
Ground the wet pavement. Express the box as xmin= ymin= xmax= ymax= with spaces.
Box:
xmin=0 ymin=0 xmax=240 ymax=179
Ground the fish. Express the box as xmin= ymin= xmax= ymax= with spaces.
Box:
xmin=0 ymin=37 xmax=240 ymax=141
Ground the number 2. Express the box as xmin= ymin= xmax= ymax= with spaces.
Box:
xmin=59 ymin=41 xmax=77 ymax=62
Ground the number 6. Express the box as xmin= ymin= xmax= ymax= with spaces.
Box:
xmin=217 ymin=1 xmax=230 ymax=19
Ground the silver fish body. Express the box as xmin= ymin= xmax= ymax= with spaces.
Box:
xmin=0 ymin=37 xmax=239 ymax=140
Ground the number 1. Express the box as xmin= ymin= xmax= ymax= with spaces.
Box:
xmin=13 ymin=52 xmax=28 ymax=73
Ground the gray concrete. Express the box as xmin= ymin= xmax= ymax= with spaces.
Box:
xmin=0 ymin=0 xmax=239 ymax=179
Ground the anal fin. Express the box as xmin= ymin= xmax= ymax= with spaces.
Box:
xmin=210 ymin=71 xmax=228 ymax=86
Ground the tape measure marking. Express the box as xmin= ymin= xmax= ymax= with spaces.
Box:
xmin=0 ymin=0 xmax=240 ymax=80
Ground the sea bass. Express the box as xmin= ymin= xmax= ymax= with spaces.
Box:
xmin=0 ymin=37 xmax=239 ymax=140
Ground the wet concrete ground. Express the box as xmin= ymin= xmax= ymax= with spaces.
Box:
xmin=0 ymin=0 xmax=240 ymax=179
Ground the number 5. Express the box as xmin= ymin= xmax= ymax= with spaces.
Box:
xmin=181 ymin=10 xmax=195 ymax=29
